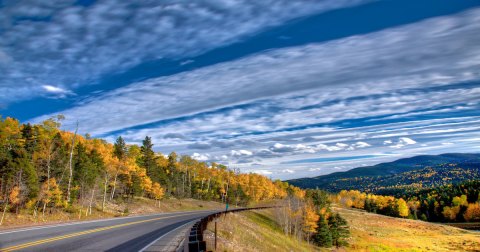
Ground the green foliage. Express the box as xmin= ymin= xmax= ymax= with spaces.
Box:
xmin=306 ymin=189 xmax=330 ymax=212
xmin=314 ymin=215 xmax=332 ymax=247
xmin=329 ymin=213 xmax=349 ymax=247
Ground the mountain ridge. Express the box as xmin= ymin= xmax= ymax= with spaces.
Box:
xmin=286 ymin=153 xmax=480 ymax=192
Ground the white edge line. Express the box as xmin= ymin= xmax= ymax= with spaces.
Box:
xmin=0 ymin=210 xmax=214 ymax=235
xmin=138 ymin=220 xmax=198 ymax=252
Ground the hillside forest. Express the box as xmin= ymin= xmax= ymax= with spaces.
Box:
xmin=337 ymin=180 xmax=480 ymax=223
xmin=0 ymin=116 xmax=347 ymax=248
xmin=0 ymin=116 xmax=297 ymax=221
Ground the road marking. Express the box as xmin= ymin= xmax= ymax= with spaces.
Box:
xmin=0 ymin=210 xmax=213 ymax=235
xmin=0 ymin=212 xmax=203 ymax=252
xmin=138 ymin=220 xmax=198 ymax=252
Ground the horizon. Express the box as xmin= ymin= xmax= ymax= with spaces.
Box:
xmin=2 ymin=0 xmax=480 ymax=180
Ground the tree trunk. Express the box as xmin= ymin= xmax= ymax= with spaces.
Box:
xmin=88 ymin=188 xmax=95 ymax=216
xmin=102 ymin=174 xmax=108 ymax=212
xmin=207 ymin=178 xmax=211 ymax=192
xmin=67 ymin=122 xmax=79 ymax=203
xmin=0 ymin=197 xmax=9 ymax=226
xmin=110 ymin=172 xmax=118 ymax=201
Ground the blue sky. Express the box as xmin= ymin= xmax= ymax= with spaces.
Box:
xmin=1 ymin=0 xmax=480 ymax=179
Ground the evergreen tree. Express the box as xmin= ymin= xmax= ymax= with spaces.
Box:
xmin=113 ymin=136 xmax=127 ymax=160
xmin=21 ymin=123 xmax=36 ymax=156
xmin=314 ymin=215 xmax=332 ymax=247
xmin=329 ymin=213 xmax=350 ymax=247
xmin=140 ymin=136 xmax=160 ymax=183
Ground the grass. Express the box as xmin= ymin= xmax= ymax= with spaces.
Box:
xmin=0 ymin=197 xmax=226 ymax=230
xmin=336 ymin=207 xmax=480 ymax=252
xmin=203 ymin=209 xmax=320 ymax=252
xmin=203 ymin=206 xmax=480 ymax=252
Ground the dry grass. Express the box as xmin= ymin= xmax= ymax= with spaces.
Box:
xmin=336 ymin=207 xmax=480 ymax=252
xmin=204 ymin=209 xmax=320 ymax=252
xmin=0 ymin=197 xmax=225 ymax=230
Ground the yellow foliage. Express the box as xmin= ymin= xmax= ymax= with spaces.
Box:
xmin=463 ymin=203 xmax=480 ymax=222
xmin=150 ymin=182 xmax=165 ymax=200
xmin=396 ymin=198 xmax=409 ymax=218
xmin=41 ymin=178 xmax=63 ymax=207
xmin=302 ymin=204 xmax=319 ymax=234
xmin=442 ymin=206 xmax=460 ymax=221
xmin=9 ymin=186 xmax=21 ymax=205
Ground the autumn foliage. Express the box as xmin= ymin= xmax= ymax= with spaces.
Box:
xmin=0 ymin=116 xmax=296 ymax=223
xmin=337 ymin=180 xmax=480 ymax=222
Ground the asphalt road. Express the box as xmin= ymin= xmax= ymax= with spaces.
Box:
xmin=0 ymin=210 xmax=217 ymax=252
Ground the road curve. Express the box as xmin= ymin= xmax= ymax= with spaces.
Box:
xmin=0 ymin=210 xmax=218 ymax=252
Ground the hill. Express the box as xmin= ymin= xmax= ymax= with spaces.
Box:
xmin=287 ymin=153 xmax=480 ymax=193
xmin=203 ymin=209 xmax=317 ymax=252
xmin=203 ymin=207 xmax=480 ymax=251
xmin=335 ymin=207 xmax=480 ymax=251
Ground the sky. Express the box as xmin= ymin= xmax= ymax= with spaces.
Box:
xmin=1 ymin=0 xmax=480 ymax=180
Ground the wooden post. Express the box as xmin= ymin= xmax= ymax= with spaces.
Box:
xmin=214 ymin=221 xmax=217 ymax=251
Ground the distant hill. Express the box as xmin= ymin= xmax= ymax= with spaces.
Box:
xmin=286 ymin=153 xmax=480 ymax=194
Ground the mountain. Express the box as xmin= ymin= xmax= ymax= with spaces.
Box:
xmin=286 ymin=153 xmax=480 ymax=194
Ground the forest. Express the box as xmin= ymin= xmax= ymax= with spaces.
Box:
xmin=337 ymin=180 xmax=480 ymax=223
xmin=0 ymin=115 xmax=299 ymax=224
xmin=0 ymin=115 xmax=351 ymax=248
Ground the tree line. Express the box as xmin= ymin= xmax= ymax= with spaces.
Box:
xmin=337 ymin=180 xmax=480 ymax=222
xmin=0 ymin=116 xmax=297 ymax=224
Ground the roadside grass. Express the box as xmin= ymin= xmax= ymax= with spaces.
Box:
xmin=336 ymin=207 xmax=480 ymax=252
xmin=204 ymin=209 xmax=320 ymax=252
xmin=0 ymin=197 xmax=225 ymax=230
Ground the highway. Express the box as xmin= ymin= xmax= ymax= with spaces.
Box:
xmin=0 ymin=210 xmax=217 ymax=252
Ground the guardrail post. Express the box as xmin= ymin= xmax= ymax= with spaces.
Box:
xmin=214 ymin=221 xmax=217 ymax=251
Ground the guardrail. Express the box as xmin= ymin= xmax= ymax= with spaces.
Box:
xmin=183 ymin=206 xmax=276 ymax=252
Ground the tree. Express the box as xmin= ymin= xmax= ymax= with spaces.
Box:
xmin=39 ymin=178 xmax=64 ymax=219
xmin=150 ymin=182 xmax=165 ymax=207
xmin=329 ymin=213 xmax=349 ymax=247
xmin=113 ymin=136 xmax=127 ymax=160
xmin=442 ymin=206 xmax=460 ymax=221
xmin=314 ymin=215 xmax=332 ymax=247
xmin=66 ymin=121 xmax=78 ymax=203
xmin=307 ymin=189 xmax=330 ymax=212
xmin=140 ymin=137 xmax=158 ymax=182
xmin=302 ymin=204 xmax=319 ymax=241
xmin=464 ymin=203 xmax=480 ymax=222
xmin=397 ymin=198 xmax=409 ymax=218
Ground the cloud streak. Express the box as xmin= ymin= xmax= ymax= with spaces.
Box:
xmin=0 ymin=0 xmax=372 ymax=104
xmin=5 ymin=6 xmax=479 ymax=179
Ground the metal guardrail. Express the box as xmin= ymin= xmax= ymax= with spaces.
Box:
xmin=183 ymin=206 xmax=276 ymax=252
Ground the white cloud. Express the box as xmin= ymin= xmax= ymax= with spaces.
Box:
xmin=252 ymin=170 xmax=273 ymax=175
xmin=390 ymin=137 xmax=417 ymax=148
xmin=282 ymin=169 xmax=295 ymax=174
xmin=231 ymin=149 xmax=253 ymax=156
xmin=191 ymin=152 xmax=210 ymax=161
xmin=42 ymin=85 xmax=68 ymax=93
xmin=354 ymin=142 xmax=371 ymax=148
xmin=383 ymin=140 xmax=393 ymax=145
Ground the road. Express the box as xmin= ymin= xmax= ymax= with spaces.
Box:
xmin=0 ymin=210 xmax=217 ymax=252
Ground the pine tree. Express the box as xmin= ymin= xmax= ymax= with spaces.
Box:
xmin=113 ymin=136 xmax=127 ymax=160
xmin=314 ymin=215 xmax=332 ymax=247
xmin=140 ymin=136 xmax=157 ymax=180
xmin=329 ymin=213 xmax=350 ymax=247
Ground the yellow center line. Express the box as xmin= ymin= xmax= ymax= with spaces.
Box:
xmin=0 ymin=212 xmax=197 ymax=252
